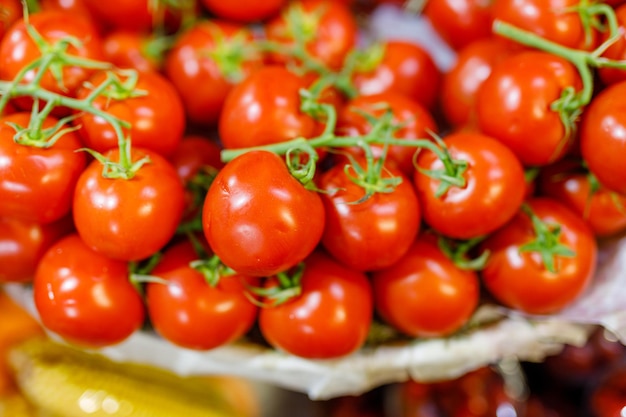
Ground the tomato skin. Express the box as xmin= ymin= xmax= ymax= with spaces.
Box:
xmin=0 ymin=215 xmax=73 ymax=283
xmin=317 ymin=159 xmax=421 ymax=272
xmin=39 ymin=0 xmax=102 ymax=33
xmin=599 ymin=4 xmax=626 ymax=86
xmin=73 ymin=148 xmax=185 ymax=261
xmin=81 ymin=0 xmax=153 ymax=31
xmin=200 ymin=0 xmax=287 ymax=22
xmin=146 ymin=241 xmax=259 ymax=351
xmin=171 ymin=135 xmax=224 ymax=183
xmin=102 ymin=30 xmax=160 ymax=73
xmin=219 ymin=66 xmax=320 ymax=149
xmin=33 ymin=233 xmax=145 ymax=347
xmin=423 ymin=0 xmax=493 ymax=51
xmin=413 ymin=131 xmax=526 ymax=239
xmin=259 ymin=251 xmax=372 ymax=359
xmin=0 ymin=113 xmax=87 ymax=224
xmin=476 ymin=51 xmax=581 ymax=166
xmin=480 ymin=197 xmax=597 ymax=314
xmin=352 ymin=41 xmax=441 ymax=111
xmin=203 ymin=150 xmax=325 ymax=276
xmin=0 ymin=0 xmax=21 ymax=41
xmin=372 ymin=233 xmax=479 ymax=338
xmin=580 ymin=80 xmax=626 ymax=195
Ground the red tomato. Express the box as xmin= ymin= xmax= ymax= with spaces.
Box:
xmin=351 ymin=40 xmax=441 ymax=111
xmin=265 ymin=0 xmax=357 ymax=70
xmin=480 ymin=197 xmax=597 ymax=314
xmin=73 ymin=148 xmax=185 ymax=261
xmin=202 ymin=150 xmax=325 ymax=277
xmin=423 ymin=0 xmax=493 ymax=51
xmin=81 ymin=0 xmax=153 ymax=31
xmin=259 ymin=251 xmax=372 ymax=359
xmin=0 ymin=0 xmax=21 ymax=41
xmin=164 ymin=20 xmax=262 ymax=126
xmin=372 ymin=233 xmax=479 ymax=338
xmin=336 ymin=92 xmax=437 ymax=176
xmin=580 ymin=80 xmax=626 ymax=195
xmin=413 ymin=131 xmax=526 ymax=239
xmin=0 ymin=113 xmax=87 ymax=224
xmin=75 ymin=70 xmax=185 ymax=158
xmin=0 ymin=215 xmax=73 ymax=283
xmin=598 ymin=4 xmax=626 ymax=86
xmin=33 ymin=233 xmax=145 ymax=347
xmin=146 ymin=240 xmax=260 ymax=350
xmin=476 ymin=51 xmax=582 ymax=166
xmin=200 ymin=0 xmax=287 ymax=22
xmin=219 ymin=66 xmax=321 ymax=149
xmin=589 ymin=366 xmax=626 ymax=417
xmin=102 ymin=30 xmax=161 ymax=73
xmin=317 ymin=158 xmax=421 ymax=272
xmin=39 ymin=0 xmax=102 ymax=33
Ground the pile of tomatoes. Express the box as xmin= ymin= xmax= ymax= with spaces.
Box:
xmin=0 ymin=0 xmax=625 ymax=362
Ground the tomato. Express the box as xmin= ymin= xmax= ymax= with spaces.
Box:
xmin=423 ymin=0 xmax=493 ymax=51
xmin=538 ymin=159 xmax=626 ymax=238
xmin=200 ymin=0 xmax=287 ymax=22
xmin=164 ymin=20 xmax=262 ymax=126
xmin=146 ymin=240 xmax=260 ymax=351
xmin=598 ymin=4 xmax=626 ymax=86
xmin=265 ymin=0 xmax=358 ymax=70
xmin=75 ymin=70 xmax=185 ymax=157
xmin=39 ymin=0 xmax=103 ymax=33
xmin=102 ymin=30 xmax=161 ymax=73
xmin=0 ymin=215 xmax=73 ymax=283
xmin=336 ymin=92 xmax=437 ymax=176
xmin=480 ymin=197 xmax=597 ymax=314
xmin=33 ymin=233 xmax=145 ymax=347
xmin=0 ymin=113 xmax=87 ymax=224
xmin=0 ymin=0 xmax=21 ymax=41
xmin=413 ymin=131 xmax=526 ymax=239
xmin=317 ymin=158 xmax=421 ymax=272
xmin=580 ymin=80 xmax=626 ymax=195
xmin=589 ymin=366 xmax=626 ymax=417
xmin=476 ymin=51 xmax=582 ymax=166
xmin=351 ymin=40 xmax=441 ymax=111
xmin=0 ymin=11 xmax=104 ymax=102
xmin=81 ymin=0 xmax=154 ymax=31
xmin=203 ymin=150 xmax=325 ymax=277
xmin=372 ymin=233 xmax=479 ymax=338
xmin=73 ymin=148 xmax=185 ymax=261
xmin=219 ymin=66 xmax=321 ymax=149
xmin=258 ymin=250 xmax=372 ymax=359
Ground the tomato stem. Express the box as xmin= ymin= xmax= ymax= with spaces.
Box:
xmin=437 ymin=235 xmax=490 ymax=271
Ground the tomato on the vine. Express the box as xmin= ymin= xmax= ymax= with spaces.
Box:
xmin=200 ymin=0 xmax=287 ymax=23
xmin=0 ymin=0 xmax=21 ymax=41
xmin=102 ymin=30 xmax=161 ymax=73
xmin=598 ymin=4 xmax=626 ymax=86
xmin=423 ymin=0 xmax=493 ymax=51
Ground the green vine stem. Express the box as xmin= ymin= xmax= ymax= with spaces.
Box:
xmin=246 ymin=263 xmax=305 ymax=307
xmin=438 ymin=236 xmax=490 ymax=271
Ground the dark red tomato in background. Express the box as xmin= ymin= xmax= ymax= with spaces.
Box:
xmin=0 ymin=113 xmax=87 ymax=224
xmin=33 ymin=233 xmax=145 ymax=347
xmin=202 ymin=150 xmax=325 ymax=277
xmin=200 ymin=0 xmax=287 ymax=22
xmin=0 ymin=0 xmax=21 ymax=41
xmin=598 ymin=4 xmax=626 ymax=86
xmin=372 ymin=233 xmax=479 ymax=338
xmin=589 ymin=365 xmax=626 ymax=417
xmin=423 ymin=0 xmax=493 ymax=51
xmin=480 ymin=197 xmax=597 ymax=314
xmin=259 ymin=250 xmax=372 ymax=359
xmin=102 ymin=30 xmax=161 ymax=73
xmin=81 ymin=0 xmax=169 ymax=32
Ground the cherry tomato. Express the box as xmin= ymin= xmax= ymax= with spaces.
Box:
xmin=580 ymin=80 xmax=626 ymax=195
xmin=351 ymin=40 xmax=441 ymax=111
xmin=164 ymin=20 xmax=262 ymax=126
xmin=372 ymin=233 xmax=479 ymax=338
xmin=102 ymin=30 xmax=161 ymax=73
xmin=317 ymin=158 xmax=421 ymax=272
xmin=476 ymin=51 xmax=582 ymax=166
xmin=0 ymin=113 xmax=87 ymax=224
xmin=81 ymin=0 xmax=154 ymax=31
xmin=203 ymin=150 xmax=325 ymax=276
xmin=413 ymin=131 xmax=526 ymax=239
xmin=480 ymin=197 xmax=597 ymax=314
xmin=259 ymin=250 xmax=372 ymax=359
xmin=73 ymin=148 xmax=185 ymax=261
xmin=200 ymin=0 xmax=287 ymax=22
xmin=598 ymin=4 xmax=626 ymax=86
xmin=75 ymin=70 xmax=185 ymax=157
xmin=423 ymin=0 xmax=493 ymax=51
xmin=146 ymin=240 xmax=260 ymax=351
xmin=39 ymin=0 xmax=103 ymax=33
xmin=33 ymin=233 xmax=145 ymax=347
xmin=0 ymin=0 xmax=21 ymax=41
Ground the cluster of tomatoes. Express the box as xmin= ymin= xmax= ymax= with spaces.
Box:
xmin=0 ymin=0 xmax=625 ymax=361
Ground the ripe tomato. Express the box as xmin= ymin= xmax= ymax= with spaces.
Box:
xmin=0 ymin=0 xmax=21 ymax=41
xmin=102 ymin=30 xmax=161 ymax=73
xmin=423 ymin=0 xmax=493 ymax=51
xmin=589 ymin=366 xmax=626 ymax=417
xmin=203 ymin=150 xmax=325 ymax=276
xmin=146 ymin=240 xmax=260 ymax=351
xmin=200 ymin=0 xmax=287 ymax=22
xmin=75 ymin=70 xmax=185 ymax=157
xmin=598 ymin=4 xmax=626 ymax=86
xmin=476 ymin=51 xmax=582 ymax=166
xmin=0 ymin=113 xmax=87 ymax=224
xmin=317 ymin=158 xmax=421 ymax=272
xmin=580 ymin=80 xmax=626 ymax=195
xmin=480 ymin=197 xmax=597 ymax=314
xmin=372 ymin=233 xmax=479 ymax=338
xmin=39 ymin=0 xmax=102 ymax=33
xmin=351 ymin=40 xmax=441 ymax=111
xmin=73 ymin=148 xmax=185 ymax=261
xmin=0 ymin=215 xmax=73 ymax=283
xmin=219 ymin=66 xmax=321 ymax=149
xmin=33 ymin=233 xmax=145 ymax=347
xmin=259 ymin=250 xmax=372 ymax=359
xmin=81 ymin=0 xmax=154 ymax=31
xmin=413 ymin=131 xmax=526 ymax=239
xmin=164 ymin=20 xmax=262 ymax=126
xmin=265 ymin=0 xmax=357 ymax=70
